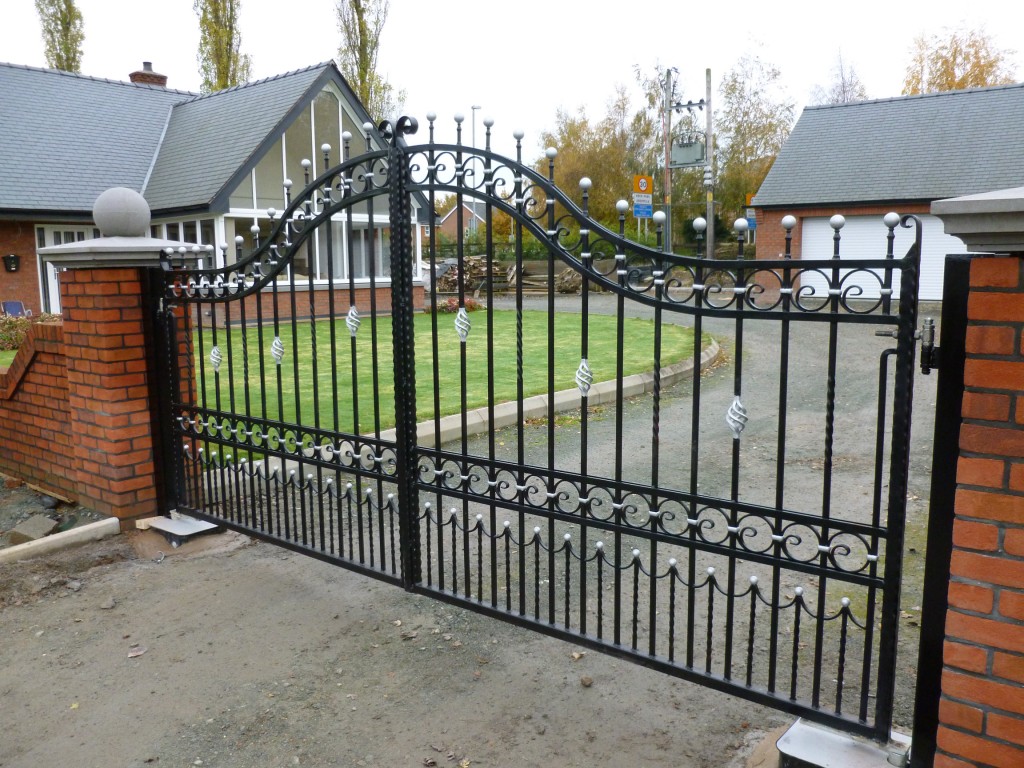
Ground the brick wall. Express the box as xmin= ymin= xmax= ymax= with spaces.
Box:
xmin=0 ymin=322 xmax=75 ymax=500
xmin=0 ymin=220 xmax=42 ymax=316
xmin=204 ymin=283 xmax=424 ymax=327
xmin=937 ymin=255 xmax=1024 ymax=768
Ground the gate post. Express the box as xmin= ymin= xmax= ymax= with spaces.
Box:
xmin=37 ymin=187 xmax=189 ymax=528
xmin=922 ymin=189 xmax=1024 ymax=767
xmin=384 ymin=118 xmax=422 ymax=588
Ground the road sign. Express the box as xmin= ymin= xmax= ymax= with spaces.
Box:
xmin=633 ymin=203 xmax=653 ymax=219
xmin=633 ymin=193 xmax=653 ymax=205
xmin=633 ymin=175 xmax=653 ymax=194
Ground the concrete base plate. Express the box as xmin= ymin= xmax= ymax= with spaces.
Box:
xmin=777 ymin=719 xmax=910 ymax=768
xmin=138 ymin=515 xmax=221 ymax=548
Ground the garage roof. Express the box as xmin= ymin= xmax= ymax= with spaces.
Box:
xmin=753 ymin=83 xmax=1024 ymax=208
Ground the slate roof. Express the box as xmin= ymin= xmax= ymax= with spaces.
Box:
xmin=0 ymin=63 xmax=190 ymax=214
xmin=753 ymin=83 xmax=1024 ymax=208
xmin=143 ymin=64 xmax=332 ymax=212
xmin=0 ymin=61 xmax=371 ymax=217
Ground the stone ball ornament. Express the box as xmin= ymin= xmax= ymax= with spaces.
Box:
xmin=92 ymin=187 xmax=152 ymax=237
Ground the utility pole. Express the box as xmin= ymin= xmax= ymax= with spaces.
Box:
xmin=705 ymin=68 xmax=714 ymax=259
xmin=662 ymin=68 xmax=673 ymax=254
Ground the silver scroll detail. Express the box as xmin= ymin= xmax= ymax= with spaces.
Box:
xmin=346 ymin=305 xmax=361 ymax=337
xmin=455 ymin=306 xmax=471 ymax=343
xmin=209 ymin=345 xmax=222 ymax=372
xmin=726 ymin=396 xmax=749 ymax=439
xmin=271 ymin=336 xmax=285 ymax=366
xmin=575 ymin=357 xmax=594 ymax=396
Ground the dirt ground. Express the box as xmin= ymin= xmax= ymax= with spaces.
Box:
xmin=0 ymin=529 xmax=791 ymax=768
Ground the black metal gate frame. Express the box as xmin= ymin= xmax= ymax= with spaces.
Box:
xmin=155 ymin=116 xmax=922 ymax=743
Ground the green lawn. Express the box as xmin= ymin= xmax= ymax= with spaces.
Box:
xmin=0 ymin=349 xmax=14 ymax=367
xmin=195 ymin=310 xmax=699 ymax=434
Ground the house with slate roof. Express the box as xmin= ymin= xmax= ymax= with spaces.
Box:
xmin=0 ymin=60 xmax=425 ymax=316
xmin=752 ymin=83 xmax=1024 ymax=300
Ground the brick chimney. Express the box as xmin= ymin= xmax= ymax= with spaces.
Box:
xmin=128 ymin=62 xmax=168 ymax=88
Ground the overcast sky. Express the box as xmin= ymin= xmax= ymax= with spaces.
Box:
xmin=4 ymin=0 xmax=1022 ymax=159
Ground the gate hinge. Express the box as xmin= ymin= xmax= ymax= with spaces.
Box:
xmin=873 ymin=318 xmax=939 ymax=374
xmin=919 ymin=317 xmax=939 ymax=375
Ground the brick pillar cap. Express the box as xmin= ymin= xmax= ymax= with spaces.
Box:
xmin=932 ymin=186 xmax=1024 ymax=254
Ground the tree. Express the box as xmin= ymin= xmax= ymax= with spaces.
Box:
xmin=902 ymin=28 xmax=1016 ymax=95
xmin=715 ymin=56 xmax=795 ymax=222
xmin=536 ymin=86 xmax=657 ymax=228
xmin=809 ymin=52 xmax=869 ymax=105
xmin=194 ymin=0 xmax=252 ymax=93
xmin=35 ymin=0 xmax=84 ymax=73
xmin=336 ymin=0 xmax=404 ymax=120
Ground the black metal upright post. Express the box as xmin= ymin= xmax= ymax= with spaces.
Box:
xmin=385 ymin=117 xmax=422 ymax=590
xmin=910 ymin=255 xmax=972 ymax=768
xmin=144 ymin=266 xmax=185 ymax=516
xmin=874 ymin=218 xmax=923 ymax=741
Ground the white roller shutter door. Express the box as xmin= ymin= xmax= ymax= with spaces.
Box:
xmin=800 ymin=215 xmax=974 ymax=301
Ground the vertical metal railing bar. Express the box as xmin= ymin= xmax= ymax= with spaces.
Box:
xmin=344 ymin=136 xmax=364 ymax=566
xmin=426 ymin=118 xmax=441 ymax=591
xmin=791 ymin=590 xmax=804 ymax=700
xmin=812 ymin=222 xmax=843 ymax=707
xmin=769 ymin=220 xmax=795 ymax=693
xmin=545 ymin=150 xmax=557 ymax=625
xmin=514 ymin=135 xmax=527 ymax=618
xmin=746 ymin=579 xmax=758 ymax=687
xmin=725 ymin=227 xmax=747 ymax=679
xmin=873 ymin=220 xmax=922 ymax=740
xmin=837 ymin=603 xmax=850 ymax=714
xmin=369 ymin=133 xmax=389 ymax=571
xmin=195 ymin=279 xmax=209 ymax=520
xmin=455 ymin=122 xmax=471 ymax=600
xmin=577 ymin=182 xmax=593 ymax=637
xmin=285 ymin=200 xmax=308 ymax=546
xmin=324 ymin=148 xmax=342 ymax=438
xmin=236 ymin=248 xmax=254 ymax=528
xmin=860 ymin=349 xmax=893 ymax=722
xmin=649 ymin=218 xmax=666 ymax=658
xmin=612 ymin=208 xmax=627 ymax=647
xmin=687 ymin=229 xmax=705 ymax=670
xmin=484 ymin=125 xmax=498 ymax=607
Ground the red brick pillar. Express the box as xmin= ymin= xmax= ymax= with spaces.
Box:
xmin=58 ymin=266 xmax=160 ymax=527
xmin=37 ymin=187 xmax=190 ymax=530
xmin=936 ymin=254 xmax=1024 ymax=768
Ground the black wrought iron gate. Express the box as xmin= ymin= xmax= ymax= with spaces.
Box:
xmin=154 ymin=116 xmax=921 ymax=742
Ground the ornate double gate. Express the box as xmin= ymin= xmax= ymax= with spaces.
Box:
xmin=154 ymin=117 xmax=922 ymax=742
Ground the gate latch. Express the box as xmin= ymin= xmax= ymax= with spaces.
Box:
xmin=873 ymin=318 xmax=939 ymax=375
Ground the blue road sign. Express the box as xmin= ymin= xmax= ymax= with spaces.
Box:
xmin=633 ymin=204 xmax=653 ymax=219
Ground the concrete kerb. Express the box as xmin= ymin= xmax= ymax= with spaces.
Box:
xmin=0 ymin=517 xmax=120 ymax=564
xmin=379 ymin=339 xmax=721 ymax=445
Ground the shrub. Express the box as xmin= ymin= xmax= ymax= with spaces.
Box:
xmin=424 ymin=297 xmax=482 ymax=314
xmin=0 ymin=313 xmax=62 ymax=350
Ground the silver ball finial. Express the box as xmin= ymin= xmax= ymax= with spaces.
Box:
xmin=616 ymin=200 xmax=629 ymax=213
xmin=781 ymin=215 xmax=797 ymax=230
xmin=830 ymin=214 xmax=846 ymax=230
xmin=653 ymin=211 xmax=666 ymax=225
xmin=734 ymin=218 xmax=749 ymax=233
xmin=883 ymin=212 xmax=900 ymax=228
xmin=693 ymin=216 xmax=707 ymax=233
xmin=92 ymin=187 xmax=151 ymax=237
xmin=545 ymin=147 xmax=557 ymax=159
xmin=579 ymin=177 xmax=592 ymax=191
